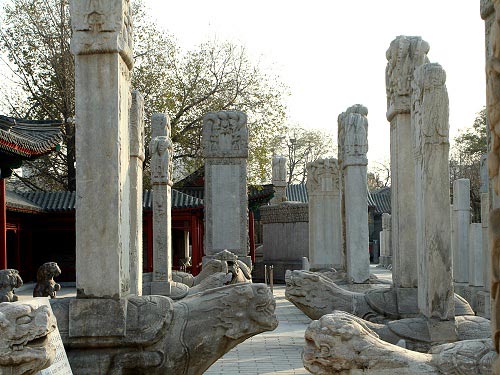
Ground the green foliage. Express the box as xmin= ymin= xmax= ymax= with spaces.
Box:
xmin=1 ymin=0 xmax=289 ymax=190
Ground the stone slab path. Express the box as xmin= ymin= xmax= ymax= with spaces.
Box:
xmin=205 ymin=285 xmax=312 ymax=375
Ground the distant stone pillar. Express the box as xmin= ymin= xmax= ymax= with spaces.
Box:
xmin=129 ymin=91 xmax=144 ymax=295
xmin=412 ymin=63 xmax=454 ymax=321
xmin=380 ymin=213 xmax=392 ymax=267
xmin=469 ymin=224 xmax=484 ymax=287
xmin=477 ymin=191 xmax=491 ymax=318
xmin=271 ymin=155 xmax=287 ymax=204
xmin=386 ymin=35 xmax=429 ymax=289
xmin=71 ymin=0 xmax=134 ymax=300
xmin=452 ymin=179 xmax=471 ymax=290
xmin=306 ymin=158 xmax=342 ymax=270
xmin=202 ymin=111 xmax=250 ymax=266
xmin=338 ymin=105 xmax=370 ymax=283
xmin=149 ymin=113 xmax=179 ymax=297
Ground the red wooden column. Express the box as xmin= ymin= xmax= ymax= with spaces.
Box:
xmin=0 ymin=179 xmax=6 ymax=269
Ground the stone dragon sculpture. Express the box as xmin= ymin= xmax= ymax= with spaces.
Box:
xmin=303 ymin=311 xmax=496 ymax=375
xmin=0 ymin=301 xmax=57 ymax=375
xmin=51 ymin=283 xmax=277 ymax=374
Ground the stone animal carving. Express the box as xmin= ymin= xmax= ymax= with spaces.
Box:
xmin=0 ymin=301 xmax=57 ymax=375
xmin=0 ymin=269 xmax=23 ymax=302
xmin=303 ymin=311 xmax=496 ymax=375
xmin=51 ymin=283 xmax=277 ymax=374
xmin=172 ymin=258 xmax=230 ymax=287
xmin=285 ymin=270 xmax=473 ymax=321
xmin=33 ymin=262 xmax=62 ymax=299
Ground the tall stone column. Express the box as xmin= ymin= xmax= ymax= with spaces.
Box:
xmin=306 ymin=158 xmax=342 ymax=270
xmin=338 ymin=105 xmax=370 ymax=283
xmin=386 ymin=36 xmax=429 ymax=288
xmin=412 ymin=63 xmax=454 ymax=322
xmin=129 ymin=91 xmax=144 ymax=295
xmin=149 ymin=113 xmax=177 ymax=296
xmin=271 ymin=155 xmax=287 ymax=204
xmin=477 ymin=191 xmax=491 ymax=318
xmin=452 ymin=178 xmax=471 ymax=293
xmin=71 ymin=0 xmax=134 ymax=300
xmin=202 ymin=111 xmax=250 ymax=266
xmin=380 ymin=213 xmax=392 ymax=267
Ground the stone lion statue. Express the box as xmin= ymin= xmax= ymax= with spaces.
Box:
xmin=33 ymin=262 xmax=61 ymax=299
xmin=0 ymin=269 xmax=23 ymax=302
xmin=0 ymin=301 xmax=57 ymax=375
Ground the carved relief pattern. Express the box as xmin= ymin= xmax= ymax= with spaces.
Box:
xmin=338 ymin=105 xmax=368 ymax=165
xmin=70 ymin=0 xmax=133 ymax=67
xmin=149 ymin=136 xmax=173 ymax=185
xmin=260 ymin=203 xmax=309 ymax=224
xmin=385 ymin=36 xmax=430 ymax=117
xmin=202 ymin=111 xmax=248 ymax=158
xmin=412 ymin=63 xmax=449 ymax=158
xmin=306 ymin=158 xmax=340 ymax=195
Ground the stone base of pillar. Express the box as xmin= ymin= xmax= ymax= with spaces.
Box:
xmin=476 ymin=290 xmax=491 ymax=319
xmin=379 ymin=256 xmax=392 ymax=268
xmin=310 ymin=263 xmax=342 ymax=272
xmin=463 ymin=285 xmax=483 ymax=312
xmin=69 ymin=298 xmax=127 ymax=337
xmin=426 ymin=318 xmax=459 ymax=344
xmin=142 ymin=280 xmax=188 ymax=300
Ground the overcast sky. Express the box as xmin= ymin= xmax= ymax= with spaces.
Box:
xmin=144 ymin=0 xmax=486 ymax=167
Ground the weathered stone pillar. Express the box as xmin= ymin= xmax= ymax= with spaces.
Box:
xmin=71 ymin=0 xmax=133 ymax=300
xmin=412 ymin=63 xmax=454 ymax=322
xmin=129 ymin=91 xmax=144 ymax=295
xmin=380 ymin=213 xmax=392 ymax=267
xmin=338 ymin=105 xmax=370 ymax=283
xmin=271 ymin=156 xmax=287 ymax=204
xmin=149 ymin=113 xmax=178 ymax=296
xmin=202 ymin=111 xmax=250 ymax=266
xmin=469 ymin=224 xmax=485 ymax=287
xmin=386 ymin=36 xmax=429 ymax=288
xmin=306 ymin=158 xmax=342 ymax=270
xmin=452 ymin=179 xmax=471 ymax=292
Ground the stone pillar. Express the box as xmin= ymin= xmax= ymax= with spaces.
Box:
xmin=202 ymin=111 xmax=250 ymax=266
xmin=477 ymin=192 xmax=491 ymax=318
xmin=469 ymin=224 xmax=484 ymax=287
xmin=452 ymin=179 xmax=471 ymax=292
xmin=380 ymin=213 xmax=392 ymax=267
xmin=271 ymin=155 xmax=287 ymax=204
xmin=412 ymin=63 xmax=454 ymax=321
xmin=71 ymin=0 xmax=133 ymax=300
xmin=386 ymin=35 xmax=429 ymax=289
xmin=338 ymin=105 xmax=370 ymax=283
xmin=149 ymin=113 xmax=177 ymax=296
xmin=129 ymin=91 xmax=144 ymax=295
xmin=306 ymin=158 xmax=342 ymax=270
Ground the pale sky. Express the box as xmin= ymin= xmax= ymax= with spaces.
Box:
xmin=144 ymin=0 xmax=486 ymax=168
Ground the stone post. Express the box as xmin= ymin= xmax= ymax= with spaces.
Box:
xmin=412 ymin=63 xmax=454 ymax=323
xmin=477 ymin=192 xmax=491 ymax=318
xmin=129 ymin=90 xmax=144 ymax=295
xmin=452 ymin=179 xmax=471 ymax=293
xmin=202 ymin=111 xmax=250 ymax=266
xmin=306 ymin=158 xmax=342 ymax=270
xmin=149 ymin=113 xmax=172 ymax=295
xmin=386 ymin=35 xmax=429 ymax=288
xmin=338 ymin=105 xmax=370 ymax=283
xmin=71 ymin=0 xmax=133 ymax=300
xmin=469 ymin=224 xmax=484 ymax=287
xmin=271 ymin=155 xmax=287 ymax=204
xmin=380 ymin=213 xmax=392 ymax=267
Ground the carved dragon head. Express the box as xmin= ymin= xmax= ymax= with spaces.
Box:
xmin=218 ymin=283 xmax=278 ymax=339
xmin=0 ymin=269 xmax=23 ymax=290
xmin=285 ymin=270 xmax=342 ymax=319
xmin=303 ymin=311 xmax=380 ymax=375
xmin=0 ymin=302 xmax=57 ymax=374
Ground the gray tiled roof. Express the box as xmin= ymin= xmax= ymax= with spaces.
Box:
xmin=7 ymin=189 xmax=203 ymax=212
xmin=0 ymin=115 xmax=63 ymax=158
xmin=286 ymin=183 xmax=309 ymax=203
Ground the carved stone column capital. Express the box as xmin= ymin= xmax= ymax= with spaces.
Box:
xmin=202 ymin=111 xmax=248 ymax=159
